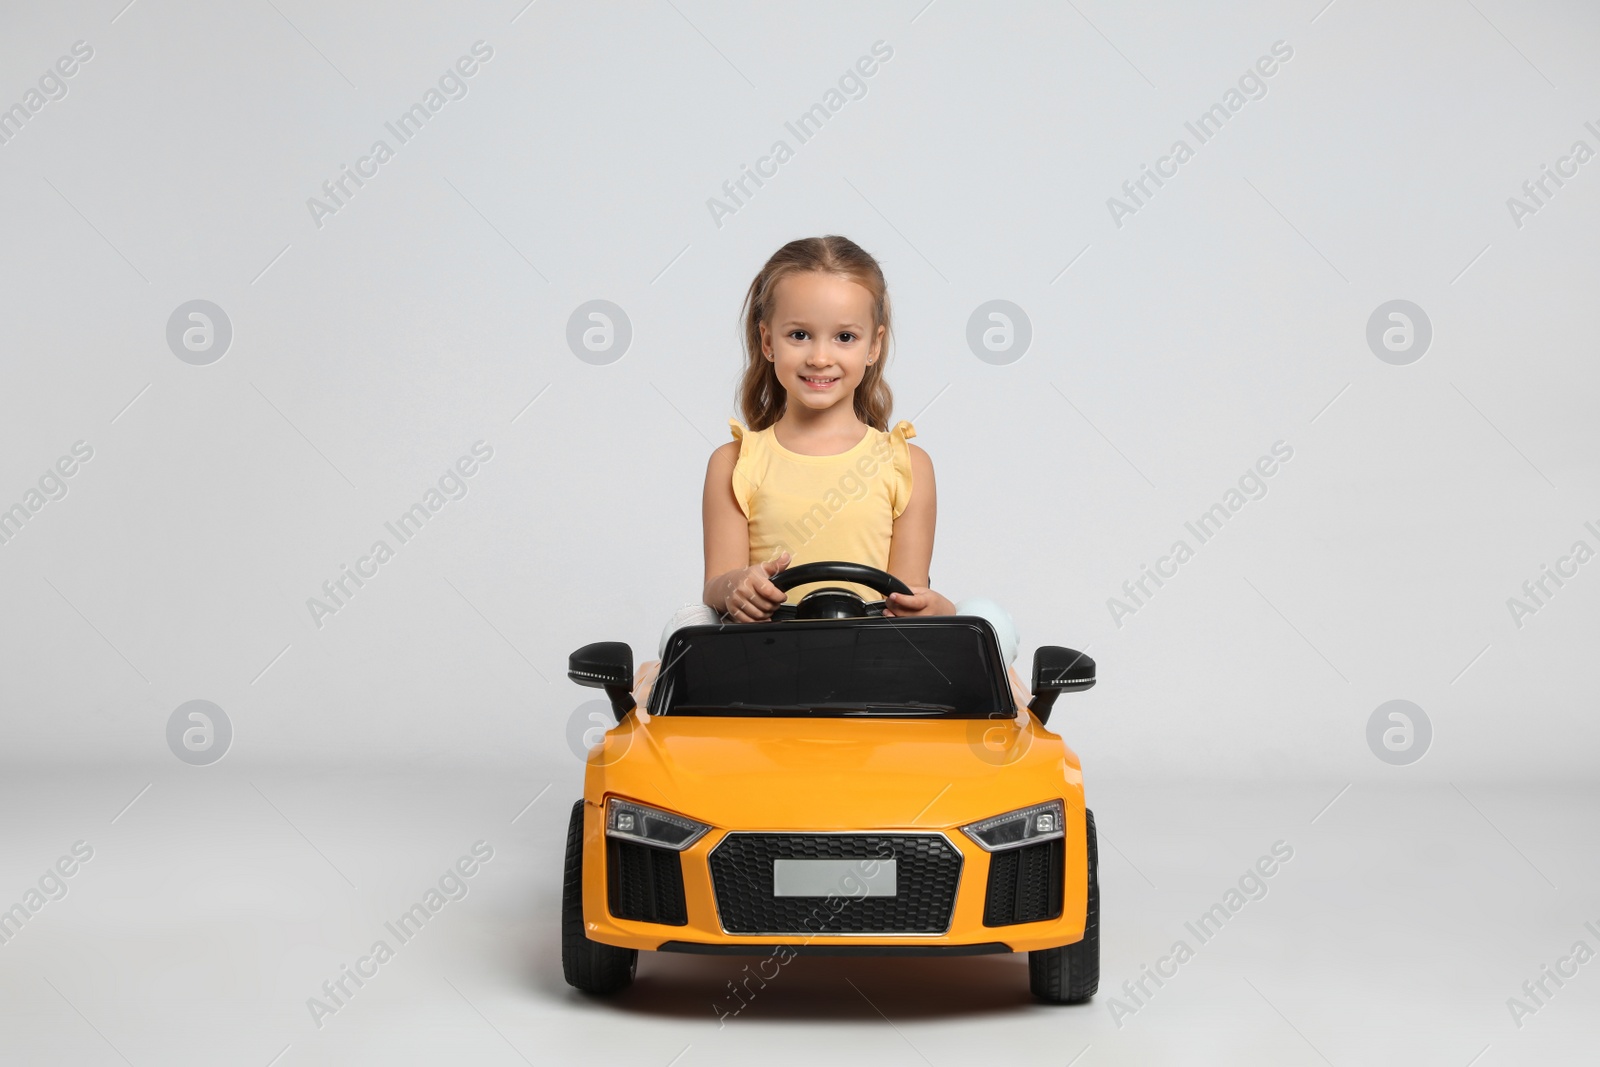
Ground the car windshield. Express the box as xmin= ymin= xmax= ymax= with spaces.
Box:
xmin=650 ymin=618 xmax=1010 ymax=719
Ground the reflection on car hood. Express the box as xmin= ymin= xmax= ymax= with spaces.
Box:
xmin=586 ymin=712 xmax=1081 ymax=832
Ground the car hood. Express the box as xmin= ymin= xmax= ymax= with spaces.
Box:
xmin=585 ymin=711 xmax=1081 ymax=832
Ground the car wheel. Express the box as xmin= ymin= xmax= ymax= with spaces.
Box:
xmin=1029 ymin=807 xmax=1099 ymax=1004
xmin=561 ymin=799 xmax=637 ymax=993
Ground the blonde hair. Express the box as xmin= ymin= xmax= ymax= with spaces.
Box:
xmin=736 ymin=235 xmax=894 ymax=431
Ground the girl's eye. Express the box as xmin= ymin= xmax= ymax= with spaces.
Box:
xmin=788 ymin=330 xmax=809 ymax=341
xmin=837 ymin=332 xmax=856 ymax=343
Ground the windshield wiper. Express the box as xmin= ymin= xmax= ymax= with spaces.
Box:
xmin=810 ymin=701 xmax=960 ymax=715
xmin=668 ymin=701 xmax=962 ymax=716
xmin=670 ymin=703 xmax=816 ymax=715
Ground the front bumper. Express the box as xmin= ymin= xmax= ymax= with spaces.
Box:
xmin=578 ymin=799 xmax=1091 ymax=954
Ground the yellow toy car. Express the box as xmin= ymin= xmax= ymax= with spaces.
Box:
xmin=561 ymin=561 xmax=1098 ymax=1003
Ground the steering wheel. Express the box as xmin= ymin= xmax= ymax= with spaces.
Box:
xmin=769 ymin=561 xmax=913 ymax=621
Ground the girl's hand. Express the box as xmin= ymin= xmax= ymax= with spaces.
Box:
xmin=883 ymin=586 xmax=955 ymax=618
xmin=722 ymin=552 xmax=791 ymax=622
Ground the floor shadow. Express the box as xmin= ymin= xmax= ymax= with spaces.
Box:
xmin=560 ymin=949 xmax=1089 ymax=1022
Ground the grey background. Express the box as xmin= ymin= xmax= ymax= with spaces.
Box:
xmin=2 ymin=3 xmax=1598 ymax=1064
xmin=3 ymin=0 xmax=1595 ymax=780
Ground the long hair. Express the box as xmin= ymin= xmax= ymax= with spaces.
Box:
xmin=736 ymin=235 xmax=894 ymax=431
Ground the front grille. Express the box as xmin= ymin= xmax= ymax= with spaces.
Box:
xmin=709 ymin=833 xmax=961 ymax=935
xmin=607 ymin=839 xmax=688 ymax=925
xmin=983 ymin=838 xmax=1064 ymax=926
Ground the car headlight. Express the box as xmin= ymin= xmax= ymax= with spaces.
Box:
xmin=605 ymin=797 xmax=711 ymax=851
xmin=960 ymin=799 xmax=1065 ymax=852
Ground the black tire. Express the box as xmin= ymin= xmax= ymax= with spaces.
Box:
xmin=1029 ymin=807 xmax=1099 ymax=1003
xmin=561 ymin=799 xmax=637 ymax=993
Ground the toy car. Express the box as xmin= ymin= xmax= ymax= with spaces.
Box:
xmin=561 ymin=561 xmax=1099 ymax=1003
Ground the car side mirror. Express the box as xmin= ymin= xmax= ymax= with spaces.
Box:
xmin=568 ymin=641 xmax=636 ymax=721
xmin=1027 ymin=645 xmax=1095 ymax=724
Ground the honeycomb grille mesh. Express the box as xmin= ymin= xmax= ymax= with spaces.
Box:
xmin=709 ymin=834 xmax=960 ymax=934
xmin=982 ymin=838 xmax=1064 ymax=926
xmin=607 ymin=838 xmax=688 ymax=926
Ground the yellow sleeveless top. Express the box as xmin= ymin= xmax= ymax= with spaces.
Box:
xmin=729 ymin=417 xmax=917 ymax=604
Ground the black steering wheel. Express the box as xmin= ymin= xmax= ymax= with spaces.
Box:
xmin=769 ymin=561 xmax=913 ymax=621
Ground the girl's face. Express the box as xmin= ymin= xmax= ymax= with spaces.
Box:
xmin=759 ymin=271 xmax=884 ymax=417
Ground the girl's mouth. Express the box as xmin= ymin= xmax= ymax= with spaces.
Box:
xmin=800 ymin=375 xmax=838 ymax=389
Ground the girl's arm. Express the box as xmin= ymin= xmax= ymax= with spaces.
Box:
xmin=702 ymin=441 xmax=789 ymax=621
xmin=883 ymin=443 xmax=957 ymax=617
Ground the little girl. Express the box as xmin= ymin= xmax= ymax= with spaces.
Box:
xmin=658 ymin=234 xmax=1018 ymax=667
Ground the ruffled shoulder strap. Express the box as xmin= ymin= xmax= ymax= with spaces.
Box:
xmin=888 ymin=420 xmax=917 ymax=519
xmin=728 ymin=418 xmax=757 ymax=518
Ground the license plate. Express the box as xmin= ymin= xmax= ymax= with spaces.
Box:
xmin=771 ymin=858 xmax=898 ymax=897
